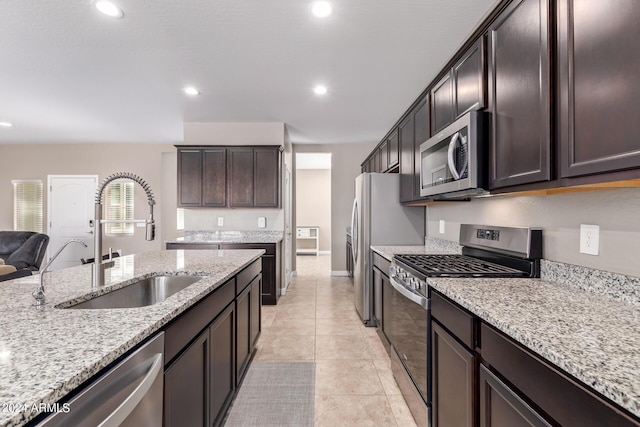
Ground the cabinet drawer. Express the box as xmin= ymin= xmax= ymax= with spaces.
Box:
xmin=431 ymin=291 xmax=475 ymax=349
xmin=235 ymin=258 xmax=262 ymax=294
xmin=164 ymin=278 xmax=235 ymax=364
xmin=481 ymin=323 xmax=640 ymax=427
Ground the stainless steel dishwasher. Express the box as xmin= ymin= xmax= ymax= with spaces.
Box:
xmin=37 ymin=332 xmax=164 ymax=427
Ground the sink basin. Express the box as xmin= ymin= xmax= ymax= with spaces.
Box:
xmin=67 ymin=275 xmax=203 ymax=309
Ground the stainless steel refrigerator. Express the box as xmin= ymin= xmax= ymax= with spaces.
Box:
xmin=350 ymin=173 xmax=425 ymax=326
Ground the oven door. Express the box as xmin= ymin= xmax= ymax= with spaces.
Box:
xmin=383 ymin=275 xmax=429 ymax=426
xmin=419 ymin=110 xmax=485 ymax=198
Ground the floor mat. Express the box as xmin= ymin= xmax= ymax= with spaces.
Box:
xmin=224 ymin=362 xmax=316 ymax=427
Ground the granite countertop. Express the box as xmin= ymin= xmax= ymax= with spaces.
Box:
xmin=371 ymin=239 xmax=640 ymax=419
xmin=166 ymin=230 xmax=283 ymax=244
xmin=0 ymin=249 xmax=264 ymax=427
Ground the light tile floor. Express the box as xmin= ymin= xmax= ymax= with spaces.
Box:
xmin=254 ymin=255 xmax=417 ymax=427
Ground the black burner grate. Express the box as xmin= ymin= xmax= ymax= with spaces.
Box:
xmin=394 ymin=254 xmax=529 ymax=278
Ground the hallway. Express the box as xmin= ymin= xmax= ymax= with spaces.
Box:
xmin=227 ymin=255 xmax=417 ymax=426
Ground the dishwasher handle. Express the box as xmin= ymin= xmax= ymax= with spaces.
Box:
xmin=98 ymin=352 xmax=163 ymax=427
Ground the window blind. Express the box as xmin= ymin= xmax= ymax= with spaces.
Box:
xmin=12 ymin=180 xmax=44 ymax=233
xmin=104 ymin=180 xmax=134 ymax=235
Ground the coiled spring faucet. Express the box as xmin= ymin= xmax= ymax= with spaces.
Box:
xmin=93 ymin=172 xmax=156 ymax=287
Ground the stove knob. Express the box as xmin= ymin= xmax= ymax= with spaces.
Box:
xmin=389 ymin=266 xmax=397 ymax=276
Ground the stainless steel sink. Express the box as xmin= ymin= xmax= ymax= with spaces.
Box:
xmin=67 ymin=275 xmax=203 ymax=309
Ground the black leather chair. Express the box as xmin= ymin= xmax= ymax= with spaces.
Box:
xmin=0 ymin=231 xmax=50 ymax=282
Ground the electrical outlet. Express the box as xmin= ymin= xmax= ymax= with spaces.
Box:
xmin=258 ymin=217 xmax=266 ymax=228
xmin=217 ymin=217 xmax=224 ymax=226
xmin=439 ymin=220 xmax=445 ymax=234
xmin=580 ymin=224 xmax=599 ymax=255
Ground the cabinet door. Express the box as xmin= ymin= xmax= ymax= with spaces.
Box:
xmin=454 ymin=38 xmax=486 ymax=118
xmin=236 ymin=285 xmax=251 ymax=384
xmin=379 ymin=141 xmax=389 ymax=172
xmin=254 ymin=147 xmax=280 ymax=207
xmin=388 ymin=129 xmax=399 ymax=169
xmin=479 ymin=365 xmax=551 ymax=427
xmin=165 ymin=329 xmax=209 ymax=427
xmin=177 ymin=149 xmax=203 ymax=207
xmin=488 ymin=0 xmax=551 ymax=189
xmin=227 ymin=148 xmax=254 ymax=207
xmin=209 ymin=304 xmax=236 ymax=427
xmin=250 ymin=275 xmax=261 ymax=350
xmin=413 ymin=97 xmax=430 ymax=200
xmin=431 ymin=71 xmax=454 ymax=135
xmin=431 ymin=322 xmax=475 ymax=427
xmin=372 ymin=268 xmax=384 ymax=328
xmin=203 ymin=148 xmax=227 ymax=207
xmin=260 ymin=255 xmax=277 ymax=305
xmin=559 ymin=0 xmax=640 ymax=178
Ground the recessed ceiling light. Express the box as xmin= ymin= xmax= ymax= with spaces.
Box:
xmin=314 ymin=85 xmax=328 ymax=95
xmin=0 ymin=122 xmax=12 ymax=128
xmin=311 ymin=1 xmax=333 ymax=18
xmin=184 ymin=87 xmax=200 ymax=96
xmin=94 ymin=1 xmax=124 ymax=19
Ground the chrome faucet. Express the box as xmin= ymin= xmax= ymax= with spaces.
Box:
xmin=93 ymin=172 xmax=156 ymax=287
xmin=33 ymin=239 xmax=88 ymax=306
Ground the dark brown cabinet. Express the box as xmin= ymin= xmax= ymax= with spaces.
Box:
xmin=379 ymin=141 xmax=388 ymax=173
xmin=163 ymin=260 xmax=261 ymax=427
xmin=177 ymin=146 xmax=281 ymax=208
xmin=454 ymin=38 xmax=486 ymax=118
xmin=346 ymin=233 xmax=353 ymax=279
xmin=558 ymin=0 xmax=640 ymax=179
xmin=479 ymin=364 xmax=551 ymax=427
xmin=209 ymin=304 xmax=236 ymax=427
xmin=164 ymin=329 xmax=209 ymax=427
xmin=387 ymin=129 xmax=399 ymax=169
xmin=399 ymin=96 xmax=430 ymax=204
xmin=431 ymin=319 xmax=475 ymax=427
xmin=488 ymin=0 xmax=551 ymax=190
xmin=431 ymin=72 xmax=454 ymax=135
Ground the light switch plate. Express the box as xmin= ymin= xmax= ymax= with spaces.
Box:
xmin=258 ymin=217 xmax=266 ymax=228
xmin=217 ymin=217 xmax=224 ymax=226
xmin=439 ymin=220 xmax=445 ymax=234
xmin=580 ymin=224 xmax=599 ymax=255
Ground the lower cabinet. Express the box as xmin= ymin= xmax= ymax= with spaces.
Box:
xmin=163 ymin=259 xmax=261 ymax=427
xmin=431 ymin=322 xmax=476 ymax=427
xmin=164 ymin=330 xmax=210 ymax=427
xmin=346 ymin=234 xmax=353 ymax=279
xmin=479 ymin=364 xmax=550 ymax=427
xmin=430 ymin=289 xmax=640 ymax=427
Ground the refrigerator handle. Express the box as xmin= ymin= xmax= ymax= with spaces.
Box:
xmin=351 ymin=199 xmax=358 ymax=263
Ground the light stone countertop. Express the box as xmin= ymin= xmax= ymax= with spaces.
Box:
xmin=370 ymin=241 xmax=640 ymax=420
xmin=166 ymin=230 xmax=283 ymax=245
xmin=0 ymin=249 xmax=264 ymax=427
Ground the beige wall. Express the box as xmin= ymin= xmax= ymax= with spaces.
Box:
xmin=426 ymin=187 xmax=640 ymax=277
xmin=0 ymin=144 xmax=179 ymax=255
xmin=183 ymin=122 xmax=285 ymax=146
xmin=295 ymin=169 xmax=331 ymax=252
xmin=293 ymin=142 xmax=375 ymax=272
xmin=185 ymin=208 xmax=284 ymax=230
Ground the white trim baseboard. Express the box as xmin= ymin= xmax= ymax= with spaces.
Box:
xmin=330 ymin=271 xmax=350 ymax=277
xmin=319 ymin=250 xmax=331 ymax=255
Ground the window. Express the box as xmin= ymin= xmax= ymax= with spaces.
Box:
xmin=12 ymin=180 xmax=44 ymax=233
xmin=105 ymin=181 xmax=134 ymax=235
xmin=177 ymin=208 xmax=185 ymax=231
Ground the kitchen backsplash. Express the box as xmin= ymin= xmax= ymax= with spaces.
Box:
xmin=184 ymin=208 xmax=284 ymax=231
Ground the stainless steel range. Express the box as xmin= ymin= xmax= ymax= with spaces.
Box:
xmin=384 ymin=224 xmax=542 ymax=427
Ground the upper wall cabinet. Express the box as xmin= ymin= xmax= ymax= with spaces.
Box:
xmin=399 ymin=96 xmax=429 ymax=204
xmin=558 ymin=0 xmax=640 ymax=179
xmin=177 ymin=146 xmax=281 ymax=208
xmin=488 ymin=0 xmax=552 ymax=190
xmin=431 ymin=39 xmax=486 ymax=136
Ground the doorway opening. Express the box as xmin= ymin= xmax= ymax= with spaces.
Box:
xmin=294 ymin=153 xmax=332 ymax=265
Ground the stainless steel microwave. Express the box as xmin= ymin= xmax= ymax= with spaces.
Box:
xmin=419 ymin=111 xmax=487 ymax=199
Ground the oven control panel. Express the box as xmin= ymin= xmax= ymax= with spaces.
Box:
xmin=389 ymin=264 xmax=427 ymax=297
xmin=477 ymin=228 xmax=500 ymax=241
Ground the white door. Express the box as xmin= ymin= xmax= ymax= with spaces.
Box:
xmin=47 ymin=175 xmax=97 ymax=270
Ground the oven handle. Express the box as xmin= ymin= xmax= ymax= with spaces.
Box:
xmin=447 ymin=132 xmax=461 ymax=180
xmin=389 ymin=276 xmax=428 ymax=310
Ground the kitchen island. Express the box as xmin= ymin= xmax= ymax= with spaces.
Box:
xmin=0 ymin=249 xmax=263 ymax=427
xmin=372 ymin=243 xmax=640 ymax=424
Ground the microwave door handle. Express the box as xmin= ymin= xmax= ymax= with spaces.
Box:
xmin=447 ymin=132 xmax=461 ymax=180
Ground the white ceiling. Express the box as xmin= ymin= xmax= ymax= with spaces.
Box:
xmin=0 ymin=0 xmax=497 ymax=145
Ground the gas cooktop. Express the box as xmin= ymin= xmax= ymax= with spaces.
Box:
xmin=394 ymin=253 xmax=530 ymax=278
